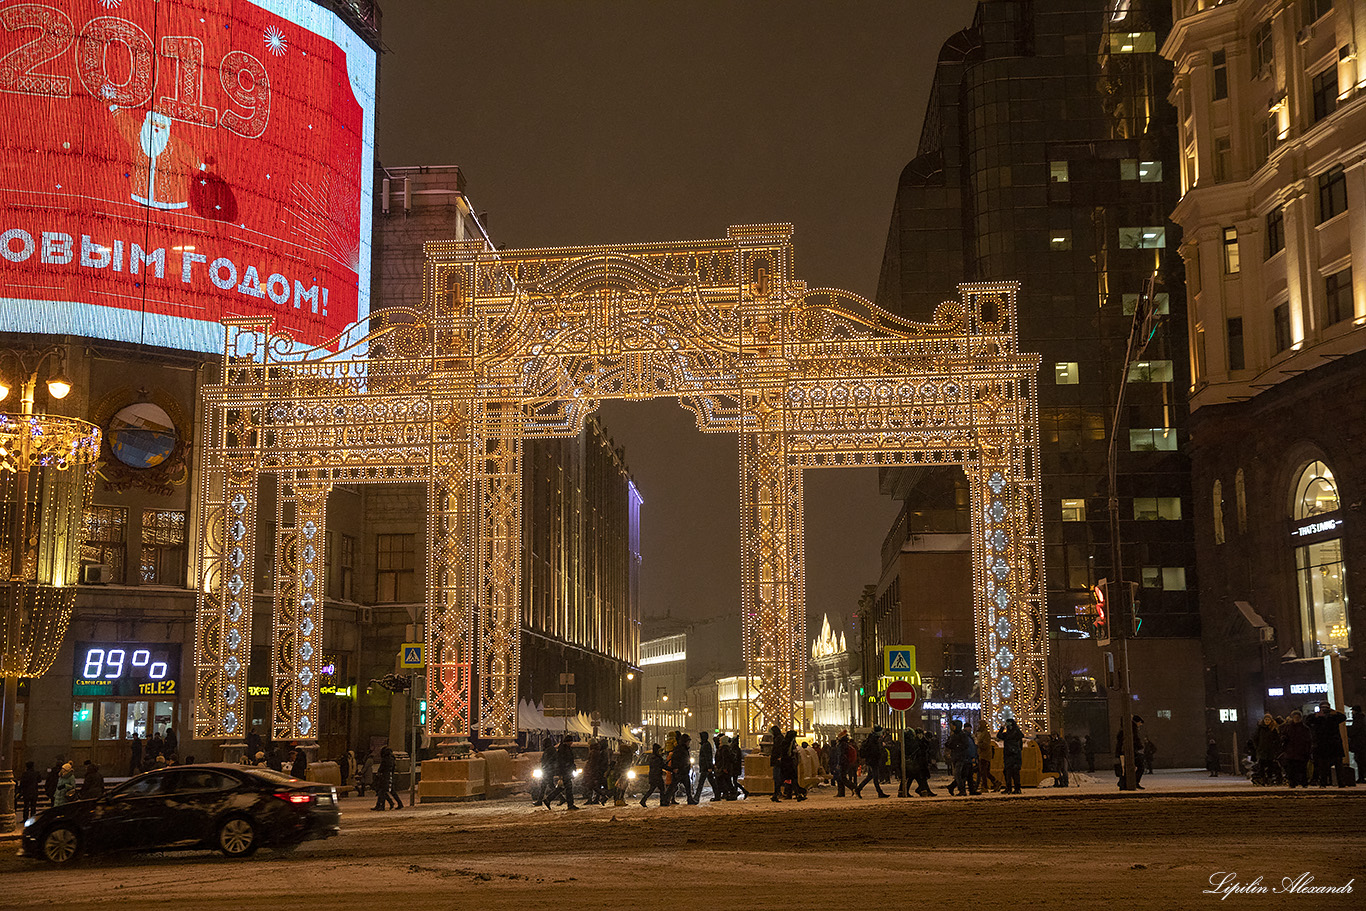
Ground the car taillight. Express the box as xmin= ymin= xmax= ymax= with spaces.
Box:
xmin=274 ymin=791 xmax=315 ymax=805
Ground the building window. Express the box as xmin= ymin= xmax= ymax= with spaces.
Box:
xmin=1122 ymin=292 xmax=1169 ymax=315
xmin=376 ymin=533 xmax=416 ymax=603
xmin=1293 ymin=460 xmax=1350 ymax=656
xmin=1311 ymin=67 xmax=1338 ymax=122
xmin=1325 ymin=268 xmax=1353 ymax=325
xmin=1252 ymin=20 xmax=1274 ymax=78
xmin=1121 ymin=159 xmax=1162 ymax=182
xmin=1212 ymin=49 xmax=1228 ymax=100
xmin=1141 ymin=567 xmax=1187 ymax=590
xmin=1259 ymin=113 xmax=1282 ymax=165
xmin=1213 ymin=480 xmax=1226 ymax=544
xmin=1050 ymin=160 xmax=1069 ymax=183
xmin=1061 ymin=498 xmax=1087 ymax=522
xmin=1213 ymin=136 xmax=1232 ymax=182
xmin=1133 ymin=497 xmax=1182 ymax=520
xmin=141 ymin=510 xmax=186 ymax=586
xmin=1109 ymin=31 xmax=1156 ymax=53
xmin=1309 ymin=0 xmax=1333 ymax=23
xmin=1318 ymin=166 xmax=1348 ymax=222
xmin=340 ymin=533 xmax=355 ymax=601
xmin=1050 ymin=230 xmax=1073 ymax=251
xmin=1127 ymin=360 xmax=1174 ymax=382
xmin=1129 ymin=429 xmax=1178 ymax=451
xmin=1222 ymin=226 xmax=1240 ymax=274
xmin=82 ymin=506 xmax=127 ymax=584
xmin=1266 ymin=206 xmax=1285 ymax=258
xmin=1273 ymin=302 xmax=1292 ymax=352
xmin=1119 ymin=226 xmax=1166 ymax=249
xmin=1055 ymin=362 xmax=1080 ymax=384
xmin=1227 ymin=318 xmax=1245 ymax=371
xmin=1235 ymin=468 xmax=1248 ymax=534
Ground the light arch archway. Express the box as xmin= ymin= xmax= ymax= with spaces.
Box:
xmin=193 ymin=224 xmax=1048 ymax=743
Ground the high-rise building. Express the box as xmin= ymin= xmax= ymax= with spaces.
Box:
xmin=1162 ymin=0 xmax=1365 ymax=720
xmin=873 ymin=0 xmax=1206 ymax=762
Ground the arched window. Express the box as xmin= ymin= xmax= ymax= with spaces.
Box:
xmin=1212 ymin=480 xmax=1225 ymax=544
xmin=1291 ymin=460 xmax=1349 ymax=656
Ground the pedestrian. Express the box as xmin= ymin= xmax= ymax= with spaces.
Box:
xmin=945 ymin=720 xmax=972 ymax=796
xmin=767 ymin=725 xmax=785 ymax=802
xmin=1306 ymin=701 xmax=1348 ymax=787
xmin=340 ymin=750 xmax=353 ymax=793
xmin=1205 ymin=738 xmax=1221 ymax=777
xmin=780 ymin=730 xmax=807 ymax=801
xmin=715 ymin=735 xmax=735 ymax=800
xmin=640 ymin=743 xmax=667 ymax=807
xmin=291 ymin=747 xmax=308 ymax=780
xmin=163 ymin=725 xmax=178 ymax=757
xmin=44 ymin=759 xmax=60 ymax=806
xmin=1349 ymin=705 xmax=1366 ymax=785
xmin=359 ymin=751 xmax=376 ymax=797
xmin=907 ymin=729 xmax=936 ymax=796
xmin=555 ymin=735 xmax=578 ymax=810
xmin=997 ymin=717 xmax=1023 ymax=794
xmin=1115 ymin=716 xmax=1145 ymax=790
xmin=729 ymin=735 xmax=748 ymax=799
xmin=1051 ymin=732 xmax=1069 ymax=787
xmin=857 ymin=726 xmax=890 ymax=797
xmin=1280 ymin=710 xmax=1313 ymax=788
xmin=147 ymin=732 xmax=164 ymax=768
xmin=976 ymin=723 xmax=1000 ymax=792
xmin=535 ymin=737 xmax=558 ymax=806
xmin=1251 ymin=714 xmax=1281 ymax=785
xmin=129 ymin=732 xmax=143 ymax=777
xmin=246 ymin=727 xmax=263 ymax=761
xmin=1142 ymin=737 xmax=1157 ymax=775
xmin=612 ymin=742 xmax=636 ymax=806
xmin=80 ymin=760 xmax=105 ymax=800
xmin=372 ymin=745 xmax=400 ymax=810
xmin=696 ymin=730 xmax=720 ymax=801
xmin=831 ymin=730 xmax=851 ymax=796
xmin=584 ymin=739 xmax=607 ymax=805
xmin=54 ymin=762 xmax=77 ymax=806
xmin=1083 ymin=733 xmax=1096 ymax=773
xmin=670 ymin=732 xmax=694 ymax=805
xmin=19 ymin=761 xmax=41 ymax=820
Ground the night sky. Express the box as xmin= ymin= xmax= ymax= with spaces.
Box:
xmin=376 ymin=1 xmax=980 ymax=639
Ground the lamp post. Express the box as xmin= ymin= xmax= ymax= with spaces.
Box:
xmin=0 ymin=344 xmax=100 ymax=832
xmin=1104 ymin=271 xmax=1162 ymax=793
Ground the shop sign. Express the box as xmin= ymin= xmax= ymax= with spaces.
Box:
xmin=72 ymin=641 xmax=181 ymax=697
xmin=1290 ymin=515 xmax=1343 ymax=539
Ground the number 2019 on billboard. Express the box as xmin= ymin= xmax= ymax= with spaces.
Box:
xmin=0 ymin=5 xmax=270 ymax=138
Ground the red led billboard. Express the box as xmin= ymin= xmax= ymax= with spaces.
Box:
xmin=0 ymin=0 xmax=376 ymax=352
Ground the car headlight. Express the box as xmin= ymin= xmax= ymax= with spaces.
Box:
xmin=23 ymin=815 xmax=37 ymax=828
xmin=572 ymin=769 xmax=581 ymax=777
xmin=533 ymin=768 xmax=543 ymax=779
xmin=627 ymin=770 xmax=637 ymax=780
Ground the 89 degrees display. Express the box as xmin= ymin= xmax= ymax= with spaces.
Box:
xmin=0 ymin=0 xmax=378 ymax=354
xmin=73 ymin=641 xmax=182 ymax=697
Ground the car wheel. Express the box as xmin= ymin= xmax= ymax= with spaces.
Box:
xmin=42 ymin=825 xmax=80 ymax=864
xmin=217 ymin=816 xmax=258 ymax=858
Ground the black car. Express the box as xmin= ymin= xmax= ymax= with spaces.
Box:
xmin=21 ymin=763 xmax=340 ymax=864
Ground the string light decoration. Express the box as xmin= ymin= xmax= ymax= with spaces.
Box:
xmin=195 ymin=225 xmax=1049 ymax=742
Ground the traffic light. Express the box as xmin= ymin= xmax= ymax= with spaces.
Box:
xmin=1091 ymin=580 xmax=1110 ymax=646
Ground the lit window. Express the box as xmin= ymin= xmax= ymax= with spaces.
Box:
xmin=1129 ymin=429 xmax=1178 ymax=451
xmin=1133 ymin=497 xmax=1182 ymax=520
xmin=141 ymin=509 xmax=186 ymax=586
xmin=1061 ymin=498 xmax=1087 ymax=522
xmin=1141 ymin=566 xmax=1162 ymax=588
xmin=1127 ymin=360 xmax=1174 ymax=382
xmin=1119 ymin=226 xmax=1165 ymax=249
xmin=1222 ymin=226 xmax=1240 ymax=274
xmin=376 ymin=533 xmax=417 ymax=603
xmin=1051 ymin=230 xmax=1073 ymax=251
xmin=1293 ymin=459 xmax=1350 ymax=656
xmin=1163 ymin=567 xmax=1188 ymax=590
xmin=1109 ymin=31 xmax=1156 ymax=53
xmin=1050 ymin=161 xmax=1070 ymax=183
xmin=82 ymin=506 xmax=128 ymax=584
xmin=1156 ymin=709 xmax=1172 ymax=720
xmin=1122 ymin=292 xmax=1169 ymax=315
xmin=1055 ymin=362 xmax=1080 ymax=384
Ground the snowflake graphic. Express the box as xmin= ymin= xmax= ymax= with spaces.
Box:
xmin=97 ymin=0 xmax=122 ymax=9
xmin=263 ymin=25 xmax=287 ymax=56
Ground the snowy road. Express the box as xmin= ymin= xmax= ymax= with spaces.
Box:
xmin=5 ymin=785 xmax=1363 ymax=909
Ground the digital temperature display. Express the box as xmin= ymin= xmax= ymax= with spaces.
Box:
xmin=73 ymin=642 xmax=182 ymax=697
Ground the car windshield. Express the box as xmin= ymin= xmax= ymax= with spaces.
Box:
xmin=112 ymin=771 xmax=173 ymax=797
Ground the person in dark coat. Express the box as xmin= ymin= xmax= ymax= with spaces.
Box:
xmin=146 ymin=733 xmax=164 ymax=770
xmin=695 ymin=730 xmax=720 ymax=801
xmin=780 ymin=730 xmax=807 ymax=801
xmin=163 ymin=726 xmax=178 ymax=758
xmin=997 ymin=718 xmax=1024 ymax=794
xmin=536 ymin=737 xmax=559 ymax=806
xmin=831 ymin=731 xmax=849 ymax=796
xmin=129 ymin=733 xmax=144 ymax=777
xmin=1306 ymin=701 xmax=1348 ymax=787
xmin=80 ymin=760 xmax=105 ymax=800
xmin=1349 ymin=705 xmax=1366 ymax=785
xmin=246 ymin=728 xmax=263 ymax=763
xmin=640 ymin=743 xmax=667 ymax=807
xmin=667 ymin=732 xmax=693 ymax=805
xmin=584 ymin=740 xmax=607 ymax=805
xmin=715 ymin=735 xmax=735 ymax=800
xmin=44 ymin=760 xmax=61 ymax=805
xmin=19 ymin=761 xmax=41 ymax=820
xmin=555 ymin=736 xmax=579 ymax=810
xmin=766 ymin=725 xmax=784 ymax=802
xmin=1115 ymin=717 xmax=1145 ymax=790
xmin=1251 ymin=714 xmax=1282 ymax=784
xmin=1280 ymin=710 xmax=1313 ymax=787
xmin=945 ymin=720 xmax=972 ymax=796
xmin=291 ymin=748 xmax=308 ymax=780
xmin=1205 ymin=738 xmax=1221 ymax=776
xmin=372 ymin=746 xmax=399 ymax=810
xmin=728 ymin=736 xmax=748 ymax=799
xmin=1083 ymin=734 xmax=1096 ymax=773
xmin=857 ymin=726 xmax=890 ymax=797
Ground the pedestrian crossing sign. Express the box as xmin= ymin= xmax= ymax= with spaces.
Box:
xmin=400 ymin=643 xmax=425 ymax=668
xmin=884 ymin=645 xmax=917 ymax=678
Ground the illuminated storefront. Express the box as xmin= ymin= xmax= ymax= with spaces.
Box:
xmin=1291 ymin=461 xmax=1351 ymax=658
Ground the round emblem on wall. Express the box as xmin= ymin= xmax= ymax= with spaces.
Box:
xmin=108 ymin=402 xmax=178 ymax=469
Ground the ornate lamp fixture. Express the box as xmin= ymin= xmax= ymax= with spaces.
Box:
xmin=0 ymin=343 xmax=101 ymax=832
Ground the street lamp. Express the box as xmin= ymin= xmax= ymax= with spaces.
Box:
xmin=1104 ymin=271 xmax=1163 ymax=792
xmin=0 ymin=344 xmax=101 ymax=832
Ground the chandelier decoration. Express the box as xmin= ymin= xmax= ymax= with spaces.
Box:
xmin=195 ymin=224 xmax=1047 ymax=741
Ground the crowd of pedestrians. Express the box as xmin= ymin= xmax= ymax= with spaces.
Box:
xmin=1245 ymin=702 xmax=1362 ymax=788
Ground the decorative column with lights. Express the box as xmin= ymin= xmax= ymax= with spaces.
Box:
xmin=0 ymin=345 xmax=100 ymax=832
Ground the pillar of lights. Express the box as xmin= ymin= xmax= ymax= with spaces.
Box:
xmin=0 ymin=345 xmax=101 ymax=832
xmin=195 ymin=225 xmax=1048 ymax=749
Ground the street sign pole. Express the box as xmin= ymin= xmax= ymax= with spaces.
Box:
xmin=884 ymin=680 xmax=917 ymax=797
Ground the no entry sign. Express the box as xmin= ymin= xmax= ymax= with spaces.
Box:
xmin=885 ymin=680 xmax=917 ymax=712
